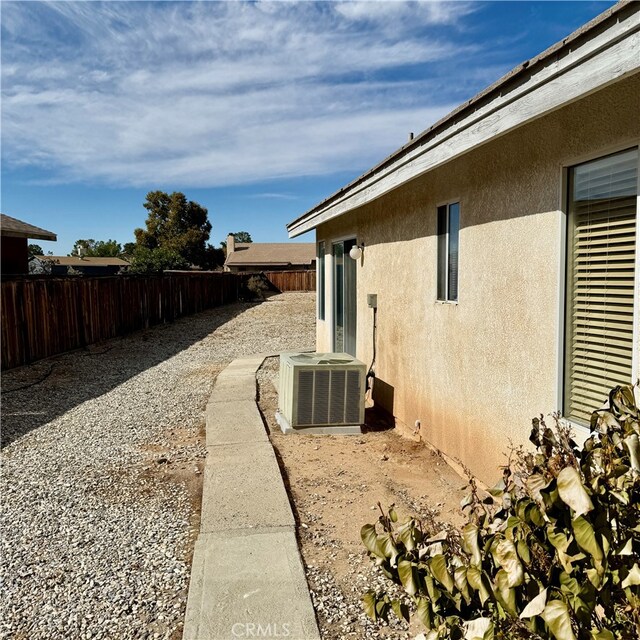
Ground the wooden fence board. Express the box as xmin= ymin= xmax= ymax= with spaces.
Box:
xmin=262 ymin=270 xmax=316 ymax=292
xmin=2 ymin=272 xmax=235 ymax=370
xmin=1 ymin=270 xmax=311 ymax=370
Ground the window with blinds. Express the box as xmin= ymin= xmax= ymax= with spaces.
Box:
xmin=564 ymin=147 xmax=638 ymax=424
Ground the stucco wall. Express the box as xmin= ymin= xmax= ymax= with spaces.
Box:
xmin=315 ymin=73 xmax=640 ymax=482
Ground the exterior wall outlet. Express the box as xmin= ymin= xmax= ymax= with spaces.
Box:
xmin=367 ymin=294 xmax=377 ymax=308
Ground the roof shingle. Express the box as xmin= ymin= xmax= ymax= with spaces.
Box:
xmin=37 ymin=256 xmax=129 ymax=267
xmin=225 ymin=243 xmax=315 ymax=267
xmin=1 ymin=214 xmax=57 ymax=241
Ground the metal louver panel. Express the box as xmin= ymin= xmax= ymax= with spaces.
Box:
xmin=296 ymin=370 xmax=314 ymax=425
xmin=291 ymin=361 xmax=364 ymax=426
xmin=345 ymin=370 xmax=362 ymax=424
xmin=312 ymin=370 xmax=330 ymax=424
xmin=565 ymin=148 xmax=638 ymax=424
xmin=329 ymin=370 xmax=346 ymax=423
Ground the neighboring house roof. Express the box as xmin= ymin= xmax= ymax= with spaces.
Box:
xmin=0 ymin=213 xmax=57 ymax=241
xmin=287 ymin=1 xmax=639 ymax=237
xmin=36 ymin=256 xmax=129 ymax=267
xmin=225 ymin=243 xmax=315 ymax=267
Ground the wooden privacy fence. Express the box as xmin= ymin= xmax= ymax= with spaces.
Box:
xmin=1 ymin=272 xmax=241 ymax=370
xmin=262 ymin=270 xmax=316 ymax=292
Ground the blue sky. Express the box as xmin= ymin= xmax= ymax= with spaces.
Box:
xmin=1 ymin=0 xmax=615 ymax=255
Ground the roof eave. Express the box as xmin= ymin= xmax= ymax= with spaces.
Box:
xmin=1 ymin=230 xmax=58 ymax=241
xmin=228 ymin=262 xmax=294 ymax=267
xmin=287 ymin=1 xmax=639 ymax=238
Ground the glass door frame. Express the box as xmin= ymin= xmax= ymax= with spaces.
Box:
xmin=331 ymin=237 xmax=358 ymax=356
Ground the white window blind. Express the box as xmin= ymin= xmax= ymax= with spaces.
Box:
xmin=564 ymin=148 xmax=638 ymax=423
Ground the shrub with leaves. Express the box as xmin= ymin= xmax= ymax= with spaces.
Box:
xmin=361 ymin=385 xmax=640 ymax=639
xmin=246 ymin=275 xmax=270 ymax=300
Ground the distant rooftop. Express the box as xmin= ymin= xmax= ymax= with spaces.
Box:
xmin=225 ymin=242 xmax=315 ymax=267
xmin=0 ymin=213 xmax=57 ymax=241
xmin=37 ymin=256 xmax=129 ymax=267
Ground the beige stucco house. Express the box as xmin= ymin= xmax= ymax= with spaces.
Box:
xmin=287 ymin=3 xmax=640 ymax=481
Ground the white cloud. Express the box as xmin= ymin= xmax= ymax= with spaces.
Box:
xmin=1 ymin=1 xmax=481 ymax=188
xmin=334 ymin=0 xmax=473 ymax=26
xmin=248 ymin=193 xmax=299 ymax=200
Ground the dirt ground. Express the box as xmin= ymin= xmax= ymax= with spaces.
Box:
xmin=139 ymin=417 xmax=211 ymax=574
xmin=257 ymin=357 xmax=468 ymax=639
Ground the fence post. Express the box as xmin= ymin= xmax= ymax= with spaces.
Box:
xmin=72 ymin=279 xmax=84 ymax=349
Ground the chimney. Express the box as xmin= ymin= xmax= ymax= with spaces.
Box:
xmin=226 ymin=233 xmax=236 ymax=255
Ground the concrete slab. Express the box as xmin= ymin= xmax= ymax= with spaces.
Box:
xmin=275 ymin=411 xmax=362 ymax=435
xmin=217 ymin=359 xmax=266 ymax=375
xmin=184 ymin=355 xmax=320 ymax=640
xmin=207 ymin=376 xmax=256 ymax=403
xmin=285 ymin=424 xmax=362 ymax=436
xmin=226 ymin=354 xmax=270 ymax=369
xmin=206 ymin=401 xmax=268 ymax=447
xmin=215 ymin=366 xmax=259 ymax=378
xmin=183 ymin=529 xmax=320 ymax=640
xmin=201 ymin=443 xmax=294 ymax=532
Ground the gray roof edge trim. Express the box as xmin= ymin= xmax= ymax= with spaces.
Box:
xmin=287 ymin=1 xmax=638 ymax=236
xmin=1 ymin=229 xmax=58 ymax=241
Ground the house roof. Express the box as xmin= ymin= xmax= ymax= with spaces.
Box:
xmin=225 ymin=243 xmax=315 ymax=267
xmin=37 ymin=256 xmax=130 ymax=267
xmin=287 ymin=1 xmax=639 ymax=237
xmin=0 ymin=214 xmax=57 ymax=241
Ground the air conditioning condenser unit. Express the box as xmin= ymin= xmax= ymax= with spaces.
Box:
xmin=276 ymin=352 xmax=366 ymax=434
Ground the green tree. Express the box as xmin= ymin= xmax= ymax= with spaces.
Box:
xmin=70 ymin=239 xmax=91 ymax=256
xmin=231 ymin=231 xmax=252 ymax=243
xmin=202 ymin=245 xmax=226 ymax=271
xmin=28 ymin=244 xmax=44 ymax=257
xmin=70 ymin=238 xmax=123 ymax=257
xmin=134 ymin=191 xmax=212 ymax=267
xmin=92 ymin=239 xmax=122 ymax=257
xmin=221 ymin=231 xmax=253 ymax=251
xmin=122 ymin=242 xmax=137 ymax=257
xmin=128 ymin=246 xmax=189 ymax=274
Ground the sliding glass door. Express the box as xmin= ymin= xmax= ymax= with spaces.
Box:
xmin=333 ymin=239 xmax=357 ymax=356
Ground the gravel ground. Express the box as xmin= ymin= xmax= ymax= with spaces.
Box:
xmin=1 ymin=292 xmax=315 ymax=640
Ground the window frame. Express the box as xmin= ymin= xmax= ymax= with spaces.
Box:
xmin=317 ymin=241 xmax=325 ymax=321
xmin=436 ymin=201 xmax=460 ymax=303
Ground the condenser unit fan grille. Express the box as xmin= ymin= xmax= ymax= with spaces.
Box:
xmin=295 ymin=368 xmax=362 ymax=426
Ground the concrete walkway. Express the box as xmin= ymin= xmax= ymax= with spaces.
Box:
xmin=183 ymin=355 xmax=320 ymax=640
